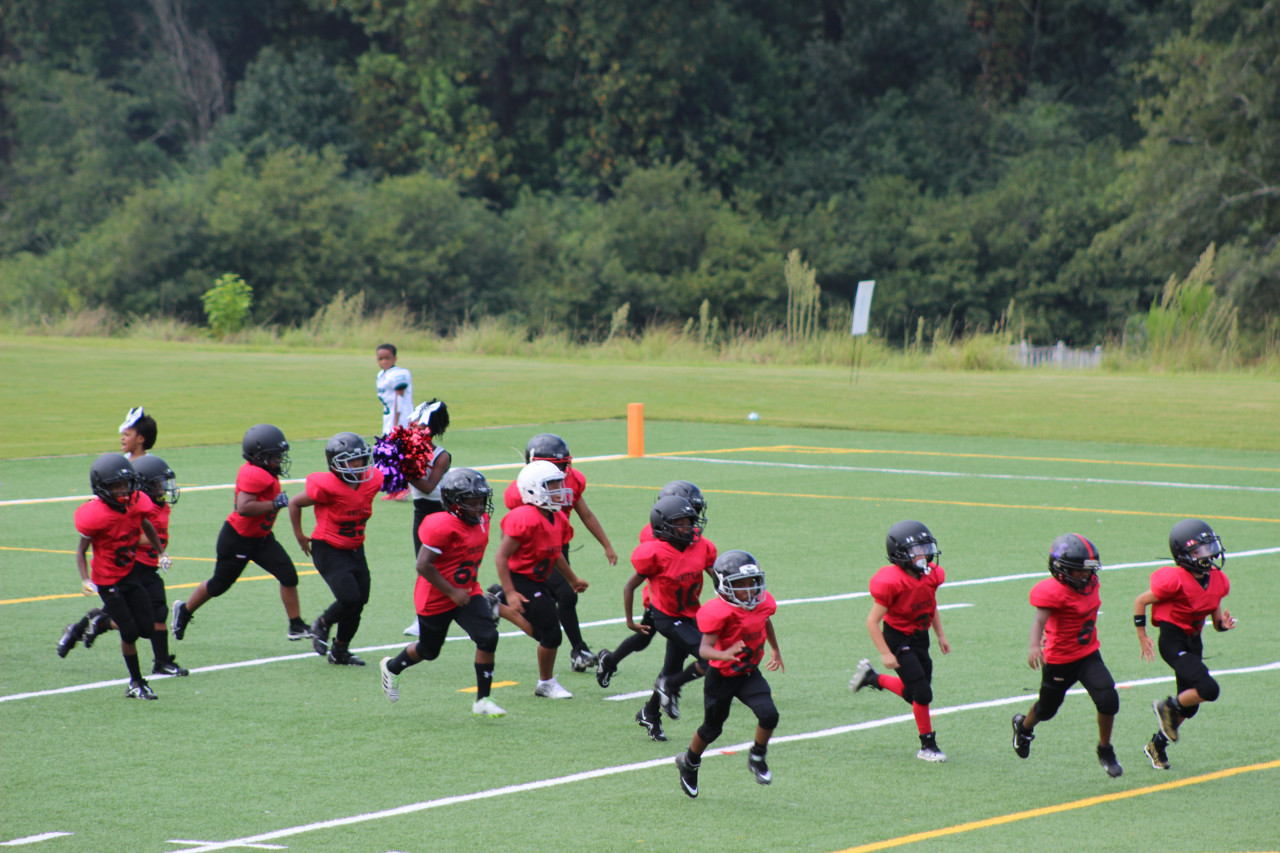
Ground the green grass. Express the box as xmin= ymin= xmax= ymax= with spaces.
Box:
xmin=3 ymin=341 xmax=1279 ymax=852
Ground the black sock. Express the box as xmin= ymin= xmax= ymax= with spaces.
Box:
xmin=751 ymin=742 xmax=767 ymax=757
xmin=124 ymin=653 xmax=143 ymax=681
xmin=644 ymin=692 xmax=661 ymax=718
xmin=668 ymin=660 xmax=704 ymax=691
xmin=388 ymin=650 xmax=416 ymax=674
xmin=475 ymin=662 xmax=493 ymax=699
xmin=151 ymin=630 xmax=171 ymax=666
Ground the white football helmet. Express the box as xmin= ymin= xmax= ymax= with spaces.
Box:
xmin=516 ymin=460 xmax=570 ymax=511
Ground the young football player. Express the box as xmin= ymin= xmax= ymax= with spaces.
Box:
xmin=290 ymin=432 xmax=384 ymax=666
xmin=503 ymin=433 xmax=616 ymax=672
xmin=403 ymin=399 xmax=451 ymax=637
xmin=118 ymin=406 xmax=157 ymax=460
xmin=171 ymin=424 xmax=312 ymax=644
xmin=376 ymin=343 xmax=413 ymax=500
xmin=494 ymin=460 xmax=589 ymax=699
xmin=674 ymin=550 xmax=783 ymax=798
xmin=595 ymin=480 xmax=710 ymax=689
xmin=68 ymin=454 xmax=169 ymax=699
xmin=850 ymin=519 xmax=951 ymax=762
xmin=1011 ymin=534 xmax=1122 ymax=777
xmin=626 ymin=495 xmax=717 ymax=742
xmin=380 ymin=468 xmax=510 ymax=717
xmin=1134 ymin=519 xmax=1234 ymax=770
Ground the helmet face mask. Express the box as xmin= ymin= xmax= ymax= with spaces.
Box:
xmin=650 ymin=495 xmax=702 ymax=547
xmin=90 ymin=453 xmax=138 ymax=512
xmin=1048 ymin=533 xmax=1100 ymax=593
xmin=132 ymin=455 xmax=180 ymax=507
xmin=525 ymin=433 xmax=572 ymax=470
xmin=712 ymin=550 xmax=766 ymax=610
xmin=243 ymin=424 xmax=291 ymax=477
xmin=516 ymin=460 xmax=571 ymax=511
xmin=325 ymin=432 xmax=372 ymax=485
xmin=886 ymin=520 xmax=939 ymax=576
xmin=658 ymin=480 xmax=708 ymax=529
xmin=1170 ymin=519 xmax=1224 ymax=574
xmin=439 ymin=468 xmax=494 ymax=525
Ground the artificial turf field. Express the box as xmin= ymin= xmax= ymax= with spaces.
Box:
xmin=4 ymin=417 xmax=1279 ymax=853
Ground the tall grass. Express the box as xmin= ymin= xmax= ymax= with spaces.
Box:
xmin=5 ymin=284 xmax=1277 ymax=372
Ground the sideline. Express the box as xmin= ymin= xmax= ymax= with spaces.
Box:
xmin=158 ymin=663 xmax=1280 ymax=853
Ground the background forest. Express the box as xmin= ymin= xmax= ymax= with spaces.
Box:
xmin=0 ymin=0 xmax=1276 ymax=352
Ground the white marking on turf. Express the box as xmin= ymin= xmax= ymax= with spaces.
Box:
xmin=0 ymin=833 xmax=73 ymax=846
xmin=654 ymin=455 xmax=1280 ymax=494
xmin=166 ymin=842 xmax=284 ymax=850
xmin=165 ymin=662 xmax=1280 ymax=853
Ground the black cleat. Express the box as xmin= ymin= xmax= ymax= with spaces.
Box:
xmin=327 ymin=645 xmax=366 ymax=666
xmin=636 ymin=707 xmax=667 ymax=742
xmin=595 ymin=648 xmax=615 ymax=688
xmin=850 ymin=657 xmax=880 ymax=692
xmin=1012 ymin=713 xmax=1034 ymax=759
xmin=171 ymin=600 xmax=192 ymax=641
xmin=1097 ymin=744 xmax=1123 ymax=778
xmin=152 ymin=657 xmax=189 ymax=676
xmin=126 ymin=679 xmax=158 ymax=700
xmin=748 ymin=749 xmax=772 ymax=785
xmin=675 ymin=751 xmax=700 ymax=798
xmin=57 ymin=617 xmax=90 ymax=658
xmin=1144 ymin=736 xmax=1171 ymax=770
xmin=82 ymin=609 xmax=112 ymax=648
xmin=286 ymin=618 xmax=313 ymax=640
xmin=654 ymin=675 xmax=680 ymax=720
xmin=310 ymin=615 xmax=330 ymax=656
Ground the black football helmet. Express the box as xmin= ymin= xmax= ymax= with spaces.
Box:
xmin=886 ymin=520 xmax=940 ymax=575
xmin=712 ymin=550 xmax=766 ymax=610
xmin=525 ymin=433 xmax=571 ymax=467
xmin=1048 ymin=533 xmax=1100 ymax=593
xmin=242 ymin=424 xmax=291 ymax=477
xmin=325 ymin=432 xmax=373 ymax=484
xmin=90 ymin=453 xmax=138 ymax=512
xmin=132 ymin=454 xmax=180 ymax=507
xmin=1169 ymin=518 xmax=1225 ymax=574
xmin=658 ymin=480 xmax=708 ymax=528
xmin=650 ymin=495 xmax=702 ymax=547
xmin=440 ymin=468 xmax=494 ymax=525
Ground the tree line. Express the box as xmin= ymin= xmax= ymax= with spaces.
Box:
xmin=0 ymin=0 xmax=1275 ymax=349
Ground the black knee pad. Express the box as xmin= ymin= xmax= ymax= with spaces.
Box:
xmin=414 ymin=640 xmax=441 ymax=662
xmin=474 ymin=628 xmax=499 ymax=655
xmin=1093 ymin=688 xmax=1120 ymax=717
xmin=205 ymin=575 xmax=232 ymax=598
xmin=1197 ymin=676 xmax=1220 ymax=703
xmin=533 ymin=625 xmax=562 ymax=649
xmin=1032 ymin=699 xmax=1059 ymax=722
xmin=697 ymin=722 xmax=723 ymax=744
xmin=757 ymin=707 xmax=780 ymax=731
xmin=905 ymin=683 xmax=932 ymax=707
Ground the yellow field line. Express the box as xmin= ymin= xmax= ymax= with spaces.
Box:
xmin=650 ymin=445 xmax=1280 ymax=474
xmin=833 ymin=759 xmax=1280 ymax=853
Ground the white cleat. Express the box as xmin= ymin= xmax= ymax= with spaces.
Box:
xmin=534 ymin=676 xmax=573 ymax=699
xmin=472 ymin=697 xmax=507 ymax=717
xmin=380 ymin=657 xmax=400 ymax=702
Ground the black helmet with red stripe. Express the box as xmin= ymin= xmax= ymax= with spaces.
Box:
xmin=1048 ymin=533 xmax=1101 ymax=593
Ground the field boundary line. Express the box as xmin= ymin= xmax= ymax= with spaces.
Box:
xmin=159 ymin=663 xmax=1280 ymax=853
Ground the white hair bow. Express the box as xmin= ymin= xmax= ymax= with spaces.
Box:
xmin=119 ymin=406 xmax=145 ymax=433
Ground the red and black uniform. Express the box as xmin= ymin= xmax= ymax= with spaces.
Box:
xmin=500 ymin=503 xmax=572 ymax=648
xmin=131 ymin=498 xmax=171 ymax=625
xmin=207 ymin=463 xmax=297 ymax=597
xmin=1029 ymin=576 xmax=1118 ymax=721
xmin=75 ymin=492 xmax=157 ymax=644
xmin=633 ymin=534 xmax=717 ymax=675
xmin=412 ymin=510 xmax=497 ymax=659
xmin=503 ymin=468 xmax=591 ymax=653
xmin=694 ymin=593 xmax=780 ymax=746
xmin=308 ymin=467 xmax=383 ymax=647
xmin=868 ymin=562 xmax=944 ymax=720
xmin=1149 ymin=565 xmax=1231 ymax=714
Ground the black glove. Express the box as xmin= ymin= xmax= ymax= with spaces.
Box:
xmin=272 ymin=492 xmax=289 ymax=510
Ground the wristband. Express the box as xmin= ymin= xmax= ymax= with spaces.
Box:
xmin=1133 ymin=614 xmax=1146 ymax=627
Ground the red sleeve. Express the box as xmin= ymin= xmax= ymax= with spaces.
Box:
xmin=630 ymin=540 xmax=661 ymax=578
xmin=503 ymin=480 xmax=521 ymax=510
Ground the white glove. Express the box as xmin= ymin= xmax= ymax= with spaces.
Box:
xmin=81 ymin=579 xmax=98 ymax=596
xmin=158 ymin=554 xmax=172 ymax=574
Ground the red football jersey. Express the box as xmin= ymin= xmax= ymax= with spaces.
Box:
xmin=500 ymin=504 xmax=572 ymax=581
xmin=630 ymin=536 xmax=717 ymax=618
xmin=1029 ymin=576 xmax=1101 ymax=664
xmin=415 ymin=511 xmax=491 ymax=616
xmin=227 ymin=463 xmax=283 ymax=538
xmin=305 ymin=468 xmax=383 ymax=549
xmin=75 ymin=492 xmax=156 ymax=585
xmin=869 ymin=563 xmax=945 ymax=633
xmin=134 ymin=501 xmax=170 ymax=568
xmin=697 ymin=592 xmax=778 ymax=676
xmin=1150 ymin=565 xmax=1231 ymax=636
